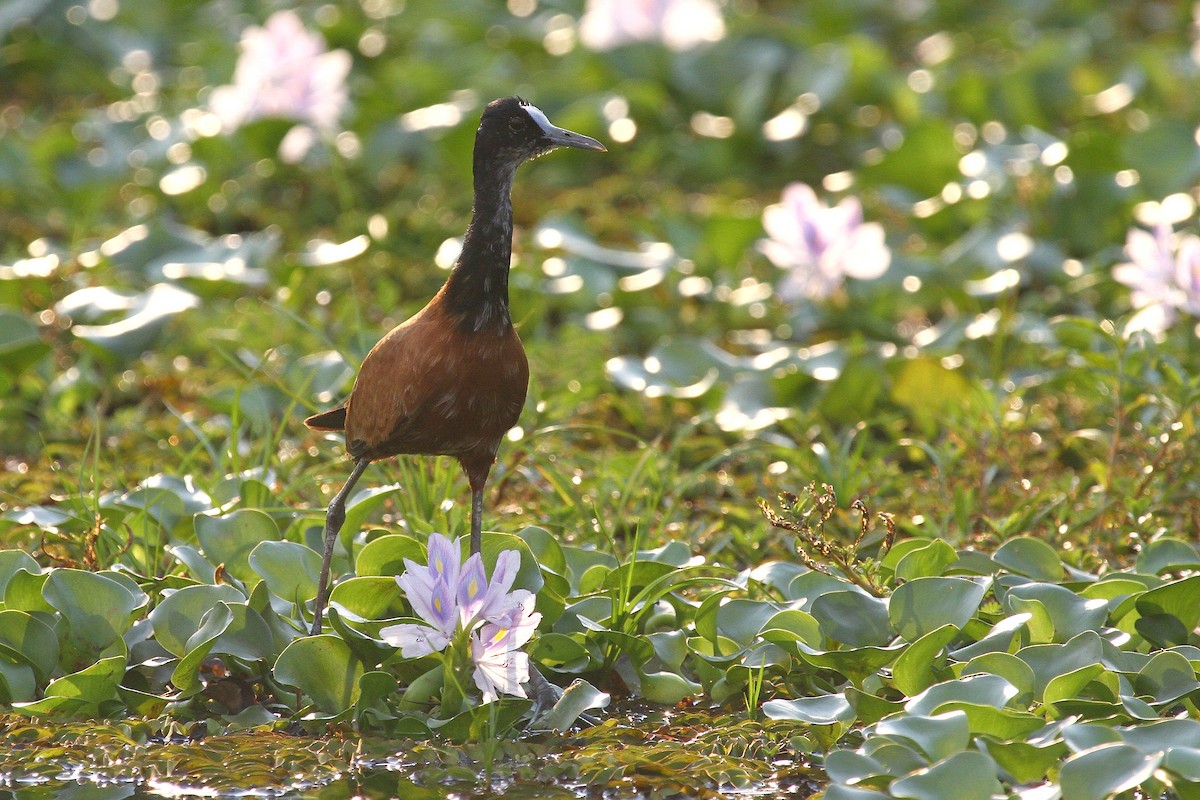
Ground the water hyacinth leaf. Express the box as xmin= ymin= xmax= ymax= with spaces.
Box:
xmin=1136 ymin=538 xmax=1200 ymax=577
xmin=714 ymin=598 xmax=786 ymax=647
xmin=0 ymin=658 xmax=35 ymax=703
xmin=1135 ymin=612 xmax=1190 ymax=648
xmin=480 ymin=532 xmax=544 ymax=595
xmin=1005 ymin=583 xmax=1108 ymax=643
xmin=0 ymin=549 xmax=41 ymax=598
xmin=640 ymin=670 xmax=701 ymax=704
xmin=1121 ymin=718 xmax=1200 ymax=754
xmin=167 ymin=545 xmax=217 ymax=584
xmin=518 ymin=526 xmax=567 ymax=576
xmin=43 ymin=569 xmax=148 ymax=654
xmin=605 ymin=336 xmax=728 ymax=399
xmin=890 ymin=357 xmax=974 ymax=432
xmin=59 ymin=283 xmax=200 ymax=357
xmin=798 ymin=642 xmax=908 ymax=685
xmin=825 ymin=749 xmax=889 ymax=785
xmin=892 ymin=625 xmax=959 ymax=696
xmin=889 ymin=750 xmax=1001 ymax=800
xmin=1133 ymin=649 xmax=1200 ymax=706
xmin=992 ymin=537 xmax=1064 ymax=582
xmin=354 ymin=534 xmax=426 ymax=577
xmin=949 ymin=613 xmax=1030 ymax=661
xmin=746 ymin=561 xmax=809 ymax=595
xmin=811 ymin=590 xmax=891 ymax=647
xmin=0 ymin=310 xmax=50 ymax=376
xmin=16 ymin=654 xmax=126 ymax=716
xmin=339 ymin=484 xmax=403 ymax=549
xmin=980 ymin=738 xmax=1069 ymax=785
xmin=876 ymin=711 xmax=971 ymax=762
xmin=433 ymin=698 xmax=531 ymax=744
xmin=824 ymin=786 xmax=891 ymax=800
xmin=893 ymin=540 xmax=957 ymax=582
xmin=529 ymin=679 xmax=610 ymax=733
xmin=1136 ymin=575 xmax=1200 ymax=632
xmin=195 ymin=509 xmax=280 ymax=585
xmin=1016 ymin=630 xmax=1105 ymax=694
xmin=149 ymin=584 xmax=247 ymax=657
xmin=0 ymin=610 xmax=58 ymax=680
xmin=763 ymin=693 xmax=854 ymax=724
xmin=3 ymin=569 xmax=52 ymax=614
xmin=888 ymin=577 xmax=988 ymax=642
xmin=715 ymin=373 xmax=790 ymax=432
xmin=845 ymin=686 xmax=906 ymax=726
xmin=1042 ymin=664 xmax=1107 ymax=707
xmin=249 ymin=540 xmax=320 ymax=604
xmin=528 ymin=632 xmax=591 ymax=673
xmin=274 ymin=635 xmax=363 ymax=716
xmin=328 ymin=576 xmax=403 ymax=621
xmin=1163 ymin=748 xmax=1200 ymax=782
xmin=905 ymin=674 xmax=1019 ymax=717
xmin=959 ymin=652 xmax=1036 ymax=706
xmin=759 ymin=608 xmax=824 ymax=651
xmin=1059 ymin=743 xmax=1162 ymax=800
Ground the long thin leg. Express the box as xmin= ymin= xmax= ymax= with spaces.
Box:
xmin=469 ymin=485 xmax=484 ymax=555
xmin=311 ymin=457 xmax=370 ymax=635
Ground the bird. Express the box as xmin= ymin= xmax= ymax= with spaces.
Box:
xmin=305 ymin=96 xmax=606 ymax=636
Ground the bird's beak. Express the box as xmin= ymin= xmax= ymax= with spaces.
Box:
xmin=523 ymin=104 xmax=607 ymax=152
xmin=542 ymin=125 xmax=607 ymax=153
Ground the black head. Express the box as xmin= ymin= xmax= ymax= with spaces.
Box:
xmin=475 ymin=97 xmax=606 ymax=168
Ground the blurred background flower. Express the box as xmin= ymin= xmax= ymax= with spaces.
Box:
xmin=759 ymin=183 xmax=891 ymax=303
xmin=579 ymin=0 xmax=725 ymax=51
xmin=207 ymin=10 xmax=351 ymax=162
xmin=1113 ymin=220 xmax=1200 ymax=335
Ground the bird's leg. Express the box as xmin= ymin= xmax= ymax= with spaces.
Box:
xmin=469 ymin=485 xmax=484 ymax=555
xmin=311 ymin=457 xmax=370 ymax=635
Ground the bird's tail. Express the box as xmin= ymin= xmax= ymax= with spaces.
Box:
xmin=304 ymin=406 xmax=347 ymax=431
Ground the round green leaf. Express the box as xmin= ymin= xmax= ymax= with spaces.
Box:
xmin=992 ymin=537 xmax=1064 ymax=581
xmin=149 ymin=584 xmax=246 ymax=657
xmin=876 ymin=711 xmax=970 ymax=762
xmin=43 ymin=568 xmax=147 ymax=653
xmin=811 ymin=590 xmax=891 ymax=647
xmin=1059 ymin=743 xmax=1162 ymax=800
xmin=275 ymin=635 xmax=364 ymax=715
xmin=889 ymin=750 xmax=1001 ymax=800
xmin=249 ymin=540 xmax=320 ymax=603
xmin=195 ymin=509 xmax=279 ymax=585
xmin=889 ymin=577 xmax=988 ymax=641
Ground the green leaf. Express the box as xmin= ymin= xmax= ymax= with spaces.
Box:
xmin=1135 ymin=538 xmax=1200 ymax=577
xmin=894 ymin=540 xmax=957 ymax=582
xmin=889 ymin=577 xmax=988 ymax=641
xmin=43 ymin=569 xmax=147 ymax=654
xmin=889 ymin=750 xmax=1001 ymax=800
xmin=0 ymin=609 xmax=58 ymax=680
xmin=892 ymin=625 xmax=958 ymax=696
xmin=639 ymin=670 xmax=701 ymax=704
xmin=0 ymin=310 xmax=50 ymax=375
xmin=16 ymin=654 xmax=126 ymax=715
xmin=195 ymin=509 xmax=280 ymax=585
xmin=1059 ymin=743 xmax=1162 ymax=800
xmin=274 ymin=635 xmax=364 ymax=716
xmin=763 ymin=693 xmax=854 ymax=725
xmin=355 ymin=534 xmax=426 ymax=577
xmin=992 ymin=537 xmax=1064 ymax=581
xmin=875 ymin=711 xmax=970 ymax=762
xmin=1005 ymin=582 xmax=1108 ymax=643
xmin=1137 ymin=576 xmax=1200 ymax=633
xmin=0 ymin=550 xmax=41 ymax=598
xmin=905 ymin=674 xmax=1018 ymax=717
xmin=1134 ymin=650 xmax=1200 ymax=707
xmin=328 ymin=576 xmax=402 ymax=621
xmin=249 ymin=540 xmax=320 ymax=604
xmin=811 ymin=590 xmax=891 ymax=647
xmin=149 ymin=584 xmax=246 ymax=657
xmin=528 ymin=679 xmax=610 ymax=733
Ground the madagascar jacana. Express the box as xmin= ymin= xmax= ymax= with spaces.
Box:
xmin=305 ymin=97 xmax=605 ymax=635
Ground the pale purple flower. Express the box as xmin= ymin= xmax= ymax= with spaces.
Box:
xmin=1113 ymin=220 xmax=1200 ymax=334
xmin=579 ymin=0 xmax=725 ymax=51
xmin=471 ymin=594 xmax=540 ymax=702
xmin=208 ymin=10 xmax=351 ymax=161
xmin=759 ymin=183 xmax=891 ymax=302
xmin=379 ymin=534 xmax=541 ymax=702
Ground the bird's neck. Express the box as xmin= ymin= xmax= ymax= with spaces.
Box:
xmin=442 ymin=160 xmax=519 ymax=335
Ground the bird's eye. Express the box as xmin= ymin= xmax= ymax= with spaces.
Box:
xmin=508 ymin=118 xmax=523 ymax=132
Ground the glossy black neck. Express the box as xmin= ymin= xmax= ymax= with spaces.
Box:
xmin=442 ymin=156 xmax=519 ymax=335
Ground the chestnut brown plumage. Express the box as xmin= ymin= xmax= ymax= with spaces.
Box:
xmin=305 ymin=97 xmax=605 ymax=635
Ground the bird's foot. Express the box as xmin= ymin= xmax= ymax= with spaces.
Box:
xmin=527 ymin=665 xmax=564 ymax=719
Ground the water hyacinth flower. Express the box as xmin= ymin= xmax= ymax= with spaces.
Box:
xmin=759 ymin=183 xmax=891 ymax=302
xmin=578 ymin=0 xmax=725 ymax=51
xmin=1112 ymin=220 xmax=1200 ymax=335
xmin=208 ymin=10 xmax=351 ymax=161
xmin=380 ymin=534 xmax=541 ymax=702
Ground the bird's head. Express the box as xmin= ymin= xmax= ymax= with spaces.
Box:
xmin=476 ymin=97 xmax=607 ymax=166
